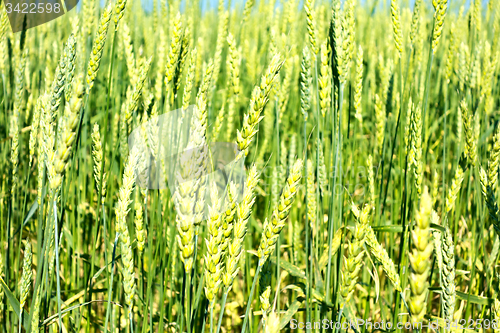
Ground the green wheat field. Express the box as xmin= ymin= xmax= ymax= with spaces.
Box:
xmin=0 ymin=0 xmax=499 ymax=331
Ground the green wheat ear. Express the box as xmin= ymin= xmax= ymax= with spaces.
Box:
xmin=480 ymin=167 xmax=500 ymax=233
xmin=204 ymin=183 xmax=224 ymax=306
xmin=304 ymin=0 xmax=318 ymax=54
xmin=258 ymin=159 xmax=303 ymax=266
xmin=365 ymin=226 xmax=402 ymax=292
xmin=115 ymin=150 xmax=138 ymax=321
xmin=390 ymin=0 xmax=403 ymax=57
xmin=409 ymin=100 xmax=423 ymax=197
xmin=446 ymin=163 xmax=465 ymax=214
xmin=20 ymin=241 xmax=32 ymax=312
xmin=86 ymin=3 xmax=113 ymax=94
xmin=236 ymin=54 xmax=284 ymax=157
xmin=409 ymin=187 xmax=433 ymax=323
xmin=340 ymin=203 xmax=370 ymax=308
xmin=353 ymin=45 xmax=363 ymax=123
xmin=441 ymin=225 xmax=456 ymax=324
xmin=319 ymin=42 xmax=332 ymax=119
xmin=224 ymin=165 xmax=259 ymax=291
xmin=460 ymin=100 xmax=477 ymax=167
xmin=432 ymin=0 xmax=448 ymax=53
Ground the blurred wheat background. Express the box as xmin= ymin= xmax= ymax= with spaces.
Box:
xmin=0 ymin=0 xmax=499 ymax=331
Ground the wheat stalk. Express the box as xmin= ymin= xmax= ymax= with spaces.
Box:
xmin=374 ymin=94 xmax=385 ymax=155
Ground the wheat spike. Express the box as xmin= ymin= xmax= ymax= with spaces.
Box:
xmin=19 ymin=241 xmax=32 ymax=314
xmin=317 ymin=138 xmax=328 ymax=197
xmin=51 ymin=76 xmax=85 ymax=190
xmin=391 ymin=0 xmax=403 ymax=57
xmin=445 ymin=164 xmax=464 ymax=214
xmin=304 ymin=0 xmax=318 ymax=54
xmin=30 ymin=285 xmax=41 ymax=332
xmin=115 ymin=150 xmax=138 ymax=319
xmin=319 ymin=42 xmax=331 ymax=119
xmin=300 ymin=46 xmax=312 ymax=120
xmin=306 ymin=160 xmax=317 ymax=233
xmin=164 ymin=12 xmax=183 ymax=107
xmin=365 ymin=226 xmax=402 ymax=292
xmin=224 ymin=166 xmax=259 ymax=291
xmin=91 ymin=123 xmax=107 ymax=204
xmin=258 ymin=159 xmax=303 ymax=266
xmin=114 ymin=0 xmax=128 ymax=29
xmin=488 ymin=126 xmax=500 ymax=191
xmin=409 ymin=187 xmax=433 ymax=322
xmin=431 ymin=0 xmax=448 ymax=53
xmin=125 ymin=57 xmax=152 ymax=128
xmin=409 ymin=0 xmax=421 ymax=47
xmin=460 ymin=100 xmax=477 ymax=167
xmin=354 ymin=45 xmax=363 ymax=123
xmin=204 ymin=183 xmax=224 ymax=305
xmin=221 ymin=182 xmax=238 ymax=252
xmin=409 ymin=101 xmax=423 ymax=196
xmin=340 ymin=204 xmax=370 ymax=307
xmin=64 ymin=35 xmax=77 ymax=103
xmin=441 ymin=225 xmax=456 ymax=324
xmin=134 ymin=201 xmax=146 ymax=254
xmin=236 ymin=54 xmax=284 ymax=157
xmin=182 ymin=47 xmax=197 ymax=111
xmin=86 ymin=4 xmax=113 ymax=93
xmin=480 ymin=167 xmax=500 ymax=233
